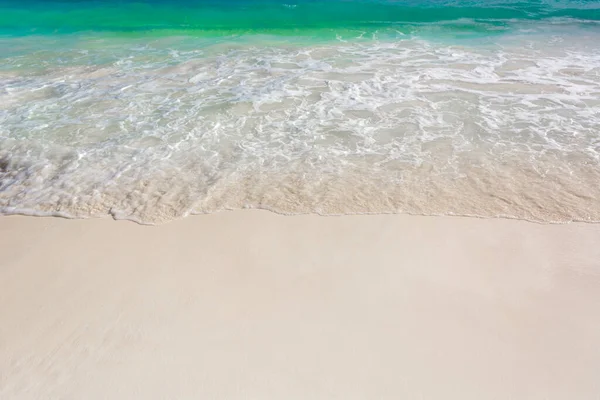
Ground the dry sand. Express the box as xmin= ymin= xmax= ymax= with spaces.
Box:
xmin=1 ymin=211 xmax=600 ymax=399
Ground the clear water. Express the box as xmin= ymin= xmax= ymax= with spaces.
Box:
xmin=1 ymin=1 xmax=600 ymax=223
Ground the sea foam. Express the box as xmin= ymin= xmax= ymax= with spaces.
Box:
xmin=2 ymin=28 xmax=600 ymax=223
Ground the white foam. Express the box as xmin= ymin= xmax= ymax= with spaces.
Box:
xmin=1 ymin=31 xmax=600 ymax=223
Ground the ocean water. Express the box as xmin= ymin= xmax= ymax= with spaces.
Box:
xmin=1 ymin=1 xmax=600 ymax=223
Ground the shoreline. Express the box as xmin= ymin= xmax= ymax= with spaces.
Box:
xmin=2 ymin=211 xmax=600 ymax=399
xmin=4 ymin=206 xmax=600 ymax=226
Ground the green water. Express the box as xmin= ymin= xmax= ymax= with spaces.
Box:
xmin=1 ymin=0 xmax=599 ymax=37
xmin=2 ymin=1 xmax=600 ymax=223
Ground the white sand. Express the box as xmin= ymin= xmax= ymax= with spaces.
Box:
xmin=1 ymin=211 xmax=600 ymax=399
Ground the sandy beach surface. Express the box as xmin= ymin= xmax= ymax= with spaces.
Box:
xmin=1 ymin=211 xmax=600 ymax=399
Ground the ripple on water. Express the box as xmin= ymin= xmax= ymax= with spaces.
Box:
xmin=1 ymin=33 xmax=600 ymax=223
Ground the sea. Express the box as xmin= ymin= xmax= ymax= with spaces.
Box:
xmin=1 ymin=0 xmax=600 ymax=223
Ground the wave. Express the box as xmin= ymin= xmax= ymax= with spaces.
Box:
xmin=1 ymin=0 xmax=600 ymax=35
xmin=2 ymin=33 xmax=600 ymax=223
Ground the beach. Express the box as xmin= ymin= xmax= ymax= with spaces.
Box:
xmin=2 ymin=212 xmax=600 ymax=399
xmin=2 ymin=0 xmax=600 ymax=397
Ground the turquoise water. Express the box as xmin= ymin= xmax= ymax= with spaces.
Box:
xmin=1 ymin=1 xmax=600 ymax=223
xmin=1 ymin=1 xmax=600 ymax=35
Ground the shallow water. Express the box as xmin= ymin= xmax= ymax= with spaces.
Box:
xmin=1 ymin=1 xmax=600 ymax=223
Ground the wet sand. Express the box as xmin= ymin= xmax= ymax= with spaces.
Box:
xmin=1 ymin=211 xmax=600 ymax=399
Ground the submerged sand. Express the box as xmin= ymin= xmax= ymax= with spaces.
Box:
xmin=1 ymin=211 xmax=600 ymax=399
